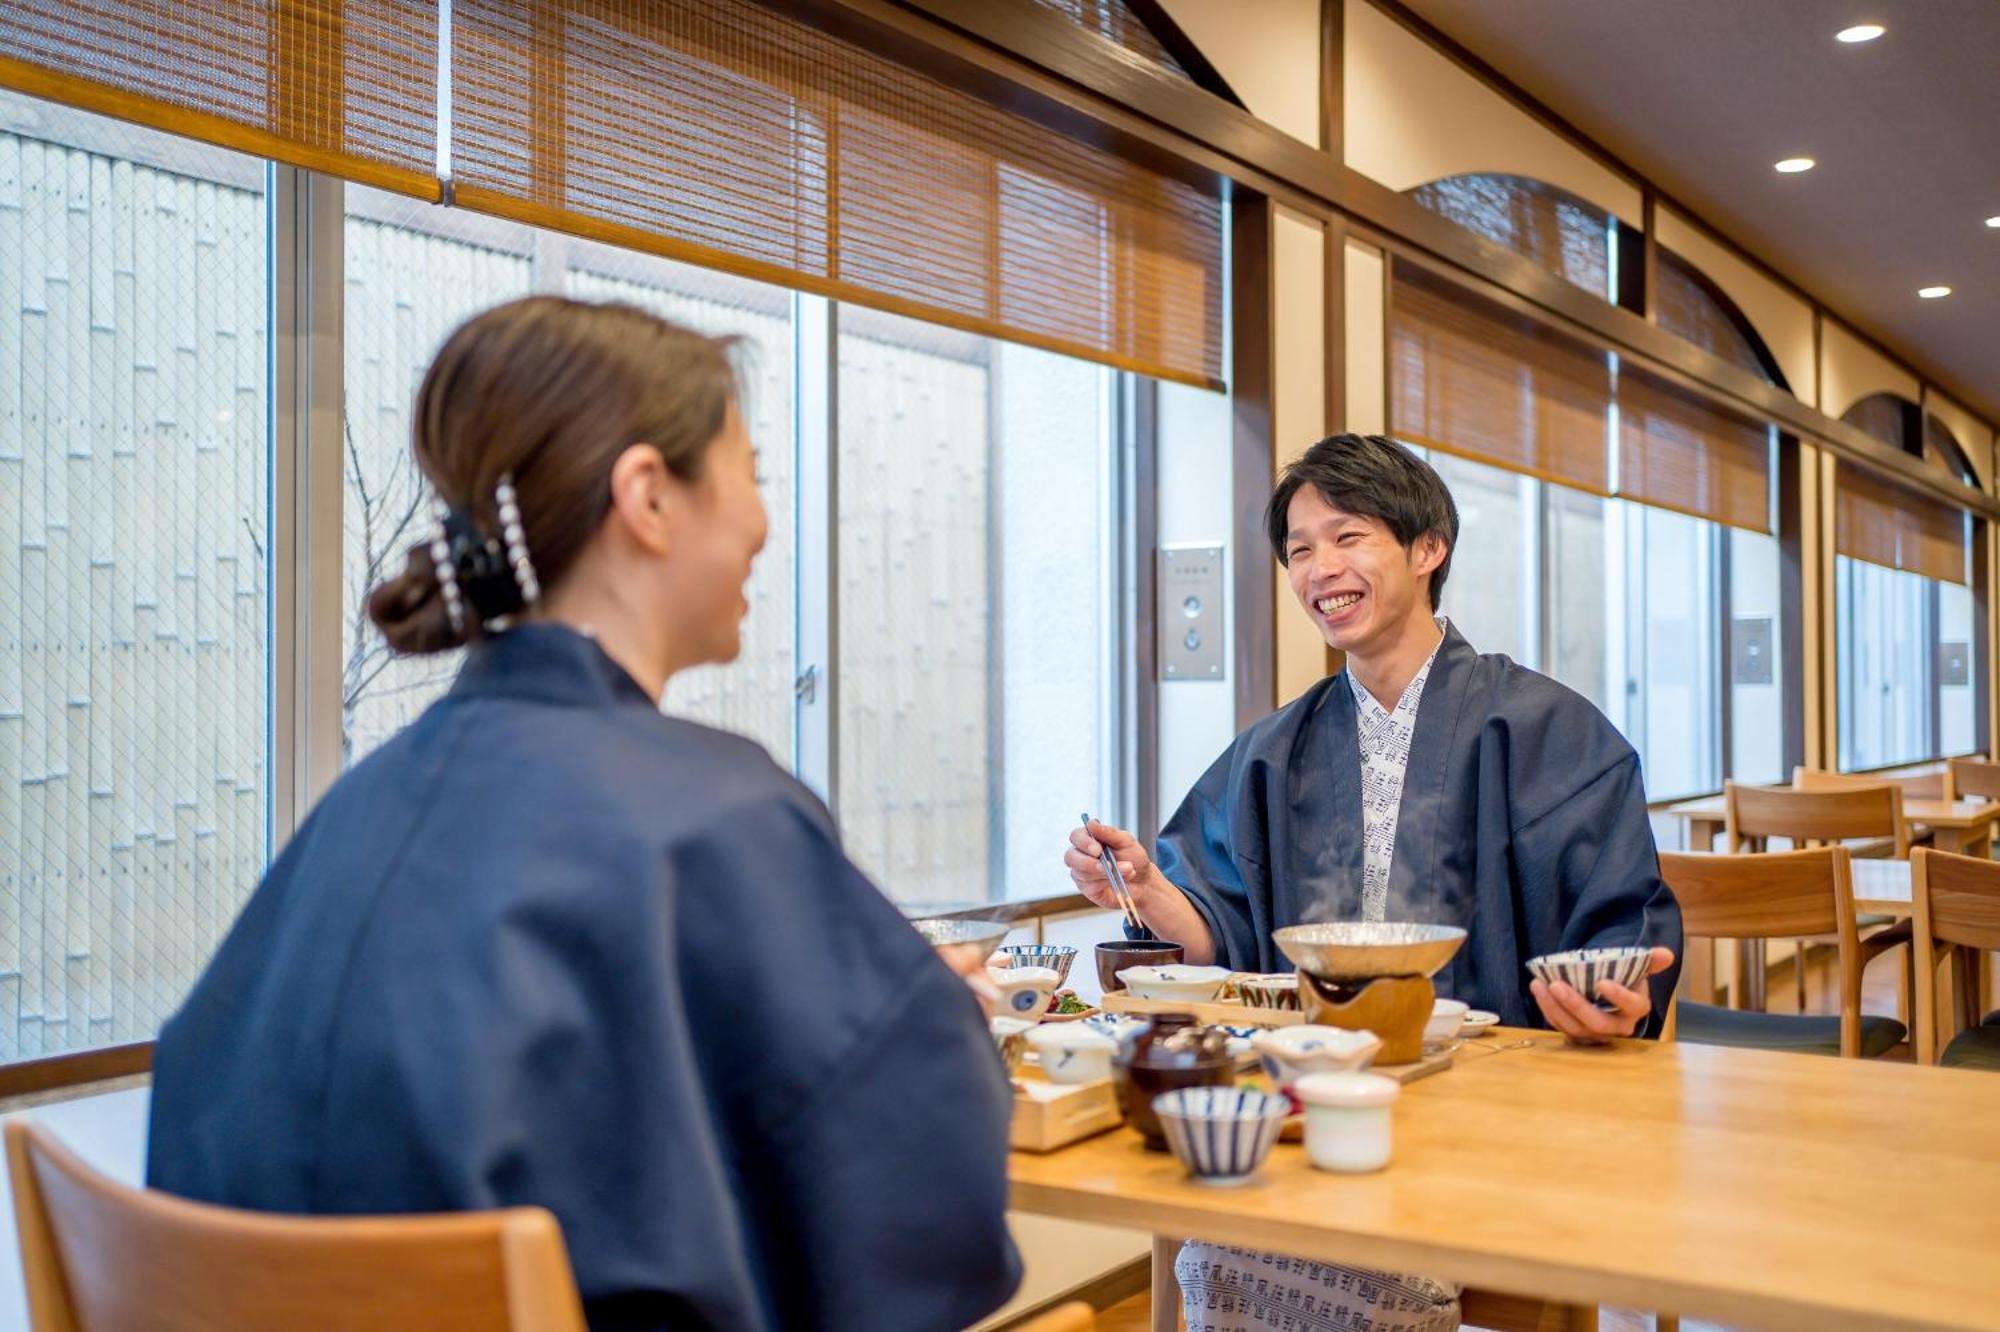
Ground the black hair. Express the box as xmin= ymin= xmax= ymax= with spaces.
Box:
xmin=1264 ymin=433 xmax=1459 ymax=609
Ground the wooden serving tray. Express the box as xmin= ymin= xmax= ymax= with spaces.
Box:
xmin=1010 ymin=1068 xmax=1123 ymax=1153
xmin=1099 ymin=991 xmax=1302 ymax=1027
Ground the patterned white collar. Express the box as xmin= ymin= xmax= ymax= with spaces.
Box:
xmin=1349 ymin=618 xmax=1448 ymax=921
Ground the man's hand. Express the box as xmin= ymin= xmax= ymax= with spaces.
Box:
xmin=1064 ymin=820 xmax=1164 ymax=915
xmin=1060 ymin=820 xmax=1219 ymax=963
xmin=1529 ymin=946 xmax=1676 ymax=1041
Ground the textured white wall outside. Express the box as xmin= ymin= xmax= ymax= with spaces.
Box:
xmin=1343 ymin=240 xmax=1386 ymax=435
xmin=1272 ymin=207 xmax=1327 ymax=706
xmin=836 ymin=327 xmax=992 ymax=908
xmin=1155 ymin=380 xmax=1235 ymax=818
xmin=1654 ymin=205 xmax=1817 ymax=408
xmin=996 ymin=343 xmax=1109 ymax=901
xmin=1155 ymin=0 xmax=1323 ymax=147
xmin=0 ymin=130 xmax=267 ymax=1059
xmin=1820 ymin=318 xmax=1919 ymax=421
xmin=1344 ymin=0 xmax=1642 ymax=226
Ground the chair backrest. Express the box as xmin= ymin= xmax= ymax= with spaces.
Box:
xmin=1014 ymin=1302 xmax=1097 ymax=1332
xmin=1795 ymin=764 xmax=1945 ymax=799
xmin=6 ymin=1120 xmax=588 ymax=1332
xmin=1910 ymin=847 xmax=2000 ymax=1064
xmin=1728 ymin=781 xmax=1908 ymax=857
xmin=1946 ymin=757 xmax=2000 ymax=802
xmin=1657 ymin=847 xmax=1864 ymax=1057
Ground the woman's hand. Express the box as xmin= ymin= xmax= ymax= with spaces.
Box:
xmin=937 ymin=943 xmax=1000 ymax=1016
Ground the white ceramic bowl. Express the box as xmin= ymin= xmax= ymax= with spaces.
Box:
xmin=1424 ymin=998 xmax=1469 ymax=1044
xmin=1115 ymin=964 xmax=1232 ymax=1002
xmin=1025 ymin=1023 xmax=1117 ymax=1084
xmin=987 ymin=965 xmax=1062 ymax=1020
xmin=1251 ymin=1025 xmax=1382 ymax=1087
xmin=1152 ymin=1087 xmax=1291 ymax=1186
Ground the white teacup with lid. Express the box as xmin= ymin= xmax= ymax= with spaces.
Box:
xmin=1025 ymin=1023 xmax=1118 ymax=1084
xmin=1294 ymin=1071 xmax=1401 ymax=1173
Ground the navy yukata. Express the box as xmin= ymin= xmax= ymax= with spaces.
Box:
xmin=147 ymin=624 xmax=1021 ymax=1331
xmin=1156 ymin=624 xmax=1684 ymax=1033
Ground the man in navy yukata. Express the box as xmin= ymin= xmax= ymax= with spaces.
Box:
xmin=1067 ymin=432 xmax=1682 ymax=1332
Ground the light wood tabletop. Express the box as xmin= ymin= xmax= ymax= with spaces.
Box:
xmin=1009 ymin=1029 xmax=2000 ymax=1331
xmin=1663 ymin=794 xmax=2000 ymax=856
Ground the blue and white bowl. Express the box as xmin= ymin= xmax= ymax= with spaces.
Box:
xmin=1526 ymin=946 xmax=1653 ymax=1010
xmin=996 ymin=944 xmax=1078 ymax=986
xmin=1152 ymin=1087 xmax=1290 ymax=1186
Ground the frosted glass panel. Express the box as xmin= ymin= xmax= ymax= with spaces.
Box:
xmin=837 ymin=314 xmax=1116 ymax=906
xmin=1837 ymin=556 xmax=1930 ymax=770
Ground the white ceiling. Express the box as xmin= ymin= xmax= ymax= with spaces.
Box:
xmin=1394 ymin=0 xmax=2000 ymax=426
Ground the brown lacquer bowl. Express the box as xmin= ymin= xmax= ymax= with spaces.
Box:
xmin=1095 ymin=939 xmax=1185 ymax=993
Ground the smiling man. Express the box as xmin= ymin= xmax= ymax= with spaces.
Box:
xmin=1067 ymin=434 xmax=1685 ymax=1331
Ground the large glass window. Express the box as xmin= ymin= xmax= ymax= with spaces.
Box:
xmin=836 ymin=312 xmax=1121 ymax=908
xmin=1420 ymin=437 xmax=1782 ymax=802
xmin=339 ymin=189 xmax=796 ymax=768
xmin=0 ymin=94 xmax=271 ymax=1059
xmin=1837 ymin=557 xmax=1939 ymax=771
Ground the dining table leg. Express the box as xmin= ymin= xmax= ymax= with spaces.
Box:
xmin=1152 ymin=1235 xmax=1182 ymax=1332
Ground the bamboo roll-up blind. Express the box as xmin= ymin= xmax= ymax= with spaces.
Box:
xmin=0 ymin=0 xmax=440 ymax=199
xmin=1837 ymin=462 xmax=1969 ymax=585
xmin=1616 ymin=366 xmax=1774 ymax=533
xmin=449 ymin=0 xmax=1224 ymax=389
xmin=1390 ymin=261 xmax=1613 ymax=494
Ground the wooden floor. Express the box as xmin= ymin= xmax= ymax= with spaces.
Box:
xmin=1093 ymin=940 xmax=1914 ymax=1332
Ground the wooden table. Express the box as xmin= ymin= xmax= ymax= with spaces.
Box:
xmin=1662 ymin=794 xmax=2000 ymax=857
xmin=1010 ymin=1031 xmax=2000 ymax=1331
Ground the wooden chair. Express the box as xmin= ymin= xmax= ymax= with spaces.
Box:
xmin=1910 ymin=847 xmax=2000 ymax=1070
xmin=1945 ymin=756 xmax=2000 ymax=804
xmin=1013 ymin=1302 xmax=1096 ymax=1331
xmin=6 ymin=1119 xmax=588 ymax=1332
xmin=1658 ymin=846 xmax=1906 ymax=1058
xmin=1725 ymin=782 xmax=1914 ymax=1015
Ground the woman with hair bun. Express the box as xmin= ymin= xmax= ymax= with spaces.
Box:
xmin=146 ymin=296 xmax=1021 ymax=1331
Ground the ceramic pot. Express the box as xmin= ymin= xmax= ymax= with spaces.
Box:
xmin=1110 ymin=1012 xmax=1236 ymax=1150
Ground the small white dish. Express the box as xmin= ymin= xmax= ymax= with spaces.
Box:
xmin=1115 ymin=964 xmax=1232 ymax=1002
xmin=1461 ymin=1009 xmax=1500 ymax=1035
xmin=1024 ymin=1023 xmax=1117 ymax=1084
xmin=1251 ymin=1025 xmax=1382 ymax=1087
xmin=987 ymin=965 xmax=1062 ymax=1020
xmin=1424 ymin=998 xmax=1469 ymax=1044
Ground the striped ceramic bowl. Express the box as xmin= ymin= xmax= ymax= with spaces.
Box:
xmin=1526 ymin=946 xmax=1653 ymax=1010
xmin=995 ymin=944 xmax=1078 ymax=986
xmin=1237 ymin=974 xmax=1301 ymax=1011
xmin=1152 ymin=1087 xmax=1290 ymax=1186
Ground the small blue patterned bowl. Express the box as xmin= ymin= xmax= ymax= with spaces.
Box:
xmin=1526 ymin=946 xmax=1653 ymax=1011
xmin=995 ymin=944 xmax=1078 ymax=986
xmin=1152 ymin=1087 xmax=1290 ymax=1186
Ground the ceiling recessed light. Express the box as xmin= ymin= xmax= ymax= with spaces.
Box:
xmin=1774 ymin=157 xmax=1816 ymax=174
xmin=1986 ymin=216 xmax=2000 ymax=229
xmin=1918 ymin=286 xmax=1952 ymax=299
xmin=1836 ymin=23 xmax=1885 ymax=43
